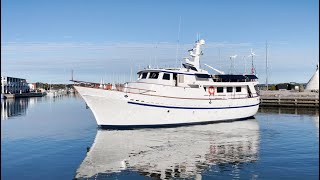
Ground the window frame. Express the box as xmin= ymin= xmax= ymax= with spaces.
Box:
xmin=162 ymin=73 xmax=171 ymax=80
xmin=227 ymin=87 xmax=233 ymax=93
xmin=149 ymin=72 xmax=159 ymax=79
xmin=141 ymin=72 xmax=148 ymax=79
xmin=236 ymin=86 xmax=241 ymax=92
xmin=217 ymin=87 xmax=224 ymax=93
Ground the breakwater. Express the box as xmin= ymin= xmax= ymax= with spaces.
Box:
xmin=259 ymin=90 xmax=319 ymax=108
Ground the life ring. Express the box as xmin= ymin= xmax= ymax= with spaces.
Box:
xmin=208 ymin=86 xmax=215 ymax=95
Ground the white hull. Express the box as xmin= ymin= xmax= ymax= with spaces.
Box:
xmin=75 ymin=86 xmax=259 ymax=127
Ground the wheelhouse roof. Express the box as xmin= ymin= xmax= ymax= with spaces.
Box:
xmin=137 ymin=68 xmax=207 ymax=76
xmin=213 ymin=74 xmax=258 ymax=82
xmin=244 ymin=75 xmax=258 ymax=80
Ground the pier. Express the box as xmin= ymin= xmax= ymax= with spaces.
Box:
xmin=3 ymin=92 xmax=46 ymax=99
xmin=259 ymin=90 xmax=319 ymax=108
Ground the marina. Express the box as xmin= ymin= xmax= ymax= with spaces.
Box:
xmin=1 ymin=0 xmax=318 ymax=179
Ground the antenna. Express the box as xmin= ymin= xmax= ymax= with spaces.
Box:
xmin=248 ymin=48 xmax=257 ymax=75
xmin=71 ymin=69 xmax=74 ymax=81
xmin=204 ymin=64 xmax=225 ymax=74
xmin=153 ymin=42 xmax=158 ymax=68
xmin=175 ymin=16 xmax=182 ymax=68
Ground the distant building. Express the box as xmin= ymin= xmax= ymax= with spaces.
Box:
xmin=1 ymin=76 xmax=30 ymax=94
xmin=28 ymin=83 xmax=37 ymax=91
xmin=275 ymin=83 xmax=292 ymax=91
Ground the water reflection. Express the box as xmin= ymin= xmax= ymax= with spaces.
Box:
xmin=1 ymin=94 xmax=80 ymax=121
xmin=1 ymin=98 xmax=29 ymax=120
xmin=259 ymin=107 xmax=319 ymax=116
xmin=75 ymin=118 xmax=260 ymax=179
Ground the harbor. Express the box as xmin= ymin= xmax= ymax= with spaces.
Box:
xmin=2 ymin=0 xmax=319 ymax=179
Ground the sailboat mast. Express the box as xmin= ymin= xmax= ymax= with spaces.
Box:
xmin=175 ymin=16 xmax=182 ymax=68
xmin=266 ymin=40 xmax=268 ymax=91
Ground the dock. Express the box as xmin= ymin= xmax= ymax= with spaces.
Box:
xmin=259 ymin=90 xmax=319 ymax=108
xmin=3 ymin=92 xmax=46 ymax=99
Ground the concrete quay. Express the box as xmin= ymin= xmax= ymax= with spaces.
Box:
xmin=259 ymin=90 xmax=319 ymax=108
xmin=3 ymin=92 xmax=46 ymax=99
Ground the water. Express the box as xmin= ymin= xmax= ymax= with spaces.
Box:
xmin=1 ymin=95 xmax=319 ymax=180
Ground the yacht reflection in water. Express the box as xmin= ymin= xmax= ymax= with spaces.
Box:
xmin=75 ymin=118 xmax=260 ymax=179
xmin=1 ymin=98 xmax=29 ymax=120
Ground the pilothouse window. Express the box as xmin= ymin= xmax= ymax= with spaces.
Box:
xmin=227 ymin=87 xmax=233 ymax=93
xmin=149 ymin=72 xmax=159 ymax=79
xmin=162 ymin=73 xmax=170 ymax=80
xmin=141 ymin=72 xmax=148 ymax=79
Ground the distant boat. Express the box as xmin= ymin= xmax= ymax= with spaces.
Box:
xmin=46 ymin=90 xmax=58 ymax=97
xmin=74 ymin=39 xmax=260 ymax=128
xmin=68 ymin=88 xmax=75 ymax=94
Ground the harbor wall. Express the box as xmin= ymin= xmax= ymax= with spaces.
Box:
xmin=259 ymin=90 xmax=319 ymax=108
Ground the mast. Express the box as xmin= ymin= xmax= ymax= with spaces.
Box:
xmin=219 ymin=48 xmax=221 ymax=70
xmin=243 ymin=56 xmax=247 ymax=75
xmin=251 ymin=55 xmax=254 ymax=74
xmin=175 ymin=16 xmax=182 ymax=68
xmin=188 ymin=39 xmax=205 ymax=70
xmin=266 ymin=40 xmax=269 ymax=91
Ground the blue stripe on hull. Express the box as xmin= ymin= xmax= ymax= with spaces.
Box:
xmin=99 ymin=116 xmax=255 ymax=130
xmin=128 ymin=101 xmax=259 ymax=109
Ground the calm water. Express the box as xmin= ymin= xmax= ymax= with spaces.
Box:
xmin=1 ymin=94 xmax=319 ymax=180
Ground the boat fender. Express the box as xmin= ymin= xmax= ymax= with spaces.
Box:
xmin=208 ymin=86 xmax=215 ymax=95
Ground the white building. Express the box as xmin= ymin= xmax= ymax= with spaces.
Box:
xmin=28 ymin=83 xmax=37 ymax=91
xmin=1 ymin=76 xmax=30 ymax=94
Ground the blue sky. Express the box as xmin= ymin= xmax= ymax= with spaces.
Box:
xmin=1 ymin=0 xmax=319 ymax=84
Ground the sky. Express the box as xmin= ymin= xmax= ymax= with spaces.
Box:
xmin=1 ymin=0 xmax=319 ymax=84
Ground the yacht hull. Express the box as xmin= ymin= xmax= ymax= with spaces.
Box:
xmin=75 ymin=86 xmax=260 ymax=127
